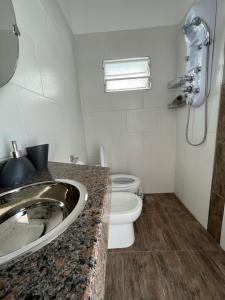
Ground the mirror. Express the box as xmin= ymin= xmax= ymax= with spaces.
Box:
xmin=0 ymin=0 xmax=19 ymax=88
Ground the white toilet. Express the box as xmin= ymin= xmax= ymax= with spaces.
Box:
xmin=108 ymin=192 xmax=143 ymax=249
xmin=100 ymin=146 xmax=141 ymax=195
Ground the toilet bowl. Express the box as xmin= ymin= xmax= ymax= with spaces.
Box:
xmin=100 ymin=146 xmax=141 ymax=194
xmin=108 ymin=192 xmax=142 ymax=249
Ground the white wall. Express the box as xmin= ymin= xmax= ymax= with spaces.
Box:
xmin=75 ymin=26 xmax=177 ymax=193
xmin=0 ymin=0 xmax=87 ymax=163
xmin=57 ymin=0 xmax=71 ymax=27
xmin=175 ymin=0 xmax=225 ymax=228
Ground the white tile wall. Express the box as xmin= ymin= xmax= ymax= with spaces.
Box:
xmin=0 ymin=0 xmax=87 ymax=163
xmin=84 ymin=111 xmax=127 ymax=135
xmin=75 ymin=26 xmax=178 ymax=193
xmin=127 ymin=109 xmax=161 ymax=132
xmin=143 ymin=131 xmax=176 ymax=154
xmin=143 ymin=83 xmax=176 ymax=108
xmin=175 ymin=0 xmax=225 ymax=229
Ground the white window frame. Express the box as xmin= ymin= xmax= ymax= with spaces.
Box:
xmin=103 ymin=57 xmax=151 ymax=93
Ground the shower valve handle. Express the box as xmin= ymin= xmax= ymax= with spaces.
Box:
xmin=182 ymin=86 xmax=193 ymax=94
xmin=184 ymin=75 xmax=194 ymax=83
xmin=193 ymin=88 xmax=200 ymax=94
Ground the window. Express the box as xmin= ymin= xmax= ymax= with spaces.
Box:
xmin=103 ymin=57 xmax=151 ymax=92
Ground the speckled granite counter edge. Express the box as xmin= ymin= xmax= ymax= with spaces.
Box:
xmin=0 ymin=162 xmax=111 ymax=300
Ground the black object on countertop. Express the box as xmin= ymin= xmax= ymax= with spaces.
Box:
xmin=0 ymin=141 xmax=36 ymax=188
xmin=26 ymin=144 xmax=49 ymax=171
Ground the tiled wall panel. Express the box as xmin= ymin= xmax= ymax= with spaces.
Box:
xmin=75 ymin=26 xmax=178 ymax=193
xmin=0 ymin=0 xmax=87 ymax=163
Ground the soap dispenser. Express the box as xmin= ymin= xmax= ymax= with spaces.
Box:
xmin=0 ymin=141 xmax=36 ymax=188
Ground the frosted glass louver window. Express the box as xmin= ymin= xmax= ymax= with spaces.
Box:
xmin=103 ymin=57 xmax=151 ymax=92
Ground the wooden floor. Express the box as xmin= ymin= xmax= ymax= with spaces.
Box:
xmin=105 ymin=194 xmax=225 ymax=300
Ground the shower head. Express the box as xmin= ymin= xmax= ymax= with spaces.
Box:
xmin=182 ymin=17 xmax=202 ymax=34
xmin=182 ymin=16 xmax=211 ymax=46
xmin=192 ymin=17 xmax=202 ymax=26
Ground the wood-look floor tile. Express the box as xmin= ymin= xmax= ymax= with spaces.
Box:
xmin=105 ymin=194 xmax=225 ymax=300
xmin=166 ymin=214 xmax=220 ymax=251
xmin=112 ymin=213 xmax=179 ymax=252
xmin=143 ymin=193 xmax=194 ymax=217
xmin=104 ymin=253 xmax=125 ymax=300
xmin=154 ymin=251 xmax=225 ymax=300
xmin=142 ymin=194 xmax=158 ymax=214
xmin=105 ymin=251 xmax=225 ymax=300
xmin=105 ymin=252 xmax=165 ymax=300
xmin=111 ymin=213 xmax=219 ymax=252
xmin=134 ymin=214 xmax=178 ymax=251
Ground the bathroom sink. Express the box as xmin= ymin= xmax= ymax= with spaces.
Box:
xmin=0 ymin=179 xmax=88 ymax=266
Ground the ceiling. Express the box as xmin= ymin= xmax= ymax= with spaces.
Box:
xmin=58 ymin=0 xmax=194 ymax=35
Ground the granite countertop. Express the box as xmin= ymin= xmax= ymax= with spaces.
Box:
xmin=0 ymin=162 xmax=110 ymax=300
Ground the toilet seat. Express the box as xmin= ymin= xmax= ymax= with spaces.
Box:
xmin=111 ymin=174 xmax=140 ymax=188
xmin=109 ymin=192 xmax=142 ymax=224
xmin=111 ymin=174 xmax=140 ymax=193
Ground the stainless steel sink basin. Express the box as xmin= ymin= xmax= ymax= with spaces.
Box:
xmin=0 ymin=179 xmax=88 ymax=266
